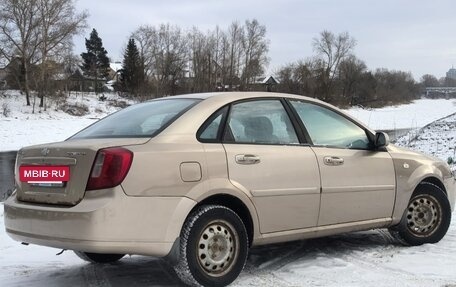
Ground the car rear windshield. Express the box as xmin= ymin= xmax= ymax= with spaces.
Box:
xmin=70 ymin=99 xmax=200 ymax=139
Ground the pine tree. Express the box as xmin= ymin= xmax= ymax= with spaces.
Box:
xmin=81 ymin=28 xmax=110 ymax=94
xmin=120 ymin=38 xmax=143 ymax=97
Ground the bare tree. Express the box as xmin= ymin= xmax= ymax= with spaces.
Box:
xmin=374 ymin=69 xmax=418 ymax=105
xmin=0 ymin=0 xmax=41 ymax=105
xmin=241 ymin=19 xmax=269 ymax=87
xmin=188 ymin=28 xmax=216 ymax=93
xmin=154 ymin=24 xmax=188 ymax=96
xmin=420 ymin=74 xmax=439 ymax=87
xmin=0 ymin=0 xmax=87 ymax=107
xmin=132 ymin=20 xmax=269 ymax=95
xmin=312 ymin=30 xmax=356 ymax=101
xmin=276 ymin=59 xmax=317 ymax=96
xmin=338 ymin=55 xmax=366 ymax=105
xmin=227 ymin=22 xmax=244 ymax=89
xmin=131 ymin=24 xmax=188 ymax=97
xmin=36 ymin=0 xmax=88 ymax=109
xmin=59 ymin=45 xmax=80 ymax=95
xmin=131 ymin=24 xmax=157 ymax=79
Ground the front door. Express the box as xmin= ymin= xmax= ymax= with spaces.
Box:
xmin=289 ymin=100 xmax=396 ymax=226
xmin=222 ymin=99 xmax=321 ymax=233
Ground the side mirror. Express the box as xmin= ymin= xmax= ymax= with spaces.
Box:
xmin=374 ymin=131 xmax=389 ymax=148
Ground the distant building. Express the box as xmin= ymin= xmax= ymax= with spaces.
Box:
xmin=447 ymin=67 xmax=456 ymax=79
xmin=109 ymin=62 xmax=122 ymax=78
xmin=250 ymin=75 xmax=280 ymax=92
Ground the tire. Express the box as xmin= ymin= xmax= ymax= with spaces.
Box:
xmin=174 ymin=205 xmax=249 ymax=287
xmin=389 ymin=182 xmax=452 ymax=246
xmin=74 ymin=251 xmax=125 ymax=263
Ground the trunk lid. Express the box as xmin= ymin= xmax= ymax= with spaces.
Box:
xmin=15 ymin=138 xmax=148 ymax=206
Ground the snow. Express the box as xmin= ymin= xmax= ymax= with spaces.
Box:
xmin=110 ymin=62 xmax=122 ymax=73
xmin=345 ymin=98 xmax=456 ymax=130
xmin=0 ymin=90 xmax=133 ymax=152
xmin=396 ymin=113 xmax=456 ymax=163
xmin=1 ymin=93 xmax=456 ymax=286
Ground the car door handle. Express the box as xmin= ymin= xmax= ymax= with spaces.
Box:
xmin=324 ymin=156 xmax=344 ymax=166
xmin=235 ymin=154 xmax=261 ymax=165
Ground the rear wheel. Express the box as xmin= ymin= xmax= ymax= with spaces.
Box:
xmin=390 ymin=182 xmax=451 ymax=246
xmin=174 ymin=205 xmax=249 ymax=287
xmin=74 ymin=251 xmax=125 ymax=263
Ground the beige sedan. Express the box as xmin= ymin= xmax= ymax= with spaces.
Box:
xmin=4 ymin=92 xmax=455 ymax=286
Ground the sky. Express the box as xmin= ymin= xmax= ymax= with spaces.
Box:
xmin=74 ymin=0 xmax=456 ymax=80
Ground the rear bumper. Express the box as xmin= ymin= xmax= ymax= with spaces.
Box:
xmin=4 ymin=186 xmax=196 ymax=256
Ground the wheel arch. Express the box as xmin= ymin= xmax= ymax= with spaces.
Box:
xmin=191 ymin=193 xmax=255 ymax=247
xmin=420 ymin=176 xmax=447 ymax=195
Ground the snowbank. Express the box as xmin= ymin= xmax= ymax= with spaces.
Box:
xmin=345 ymin=98 xmax=456 ymax=130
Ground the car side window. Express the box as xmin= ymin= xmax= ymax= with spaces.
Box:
xmin=290 ymin=100 xmax=370 ymax=149
xmin=224 ymin=100 xmax=299 ymax=145
xmin=198 ymin=107 xmax=228 ymax=142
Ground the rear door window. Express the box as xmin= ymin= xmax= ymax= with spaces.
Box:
xmin=224 ymin=100 xmax=299 ymax=145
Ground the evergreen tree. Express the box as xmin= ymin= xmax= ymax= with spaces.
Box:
xmin=81 ymin=28 xmax=110 ymax=94
xmin=120 ymin=38 xmax=143 ymax=97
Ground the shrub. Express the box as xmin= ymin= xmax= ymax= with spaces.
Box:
xmin=59 ymin=102 xmax=89 ymax=116
xmin=2 ymin=102 xmax=11 ymax=117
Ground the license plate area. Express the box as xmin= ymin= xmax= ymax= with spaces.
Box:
xmin=19 ymin=165 xmax=70 ymax=187
xmin=28 ymin=182 xmax=66 ymax=188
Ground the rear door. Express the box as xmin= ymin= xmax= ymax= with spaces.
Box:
xmin=289 ymin=100 xmax=396 ymax=226
xmin=221 ymin=99 xmax=321 ymax=233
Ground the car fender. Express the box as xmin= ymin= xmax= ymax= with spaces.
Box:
xmin=391 ymin=161 xmax=445 ymax=225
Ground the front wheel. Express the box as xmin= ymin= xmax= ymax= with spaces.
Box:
xmin=174 ymin=205 xmax=249 ymax=287
xmin=74 ymin=251 xmax=125 ymax=263
xmin=390 ymin=182 xmax=451 ymax=246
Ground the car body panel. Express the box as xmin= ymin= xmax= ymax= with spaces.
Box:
xmin=121 ymin=140 xmax=206 ymax=197
xmin=312 ymin=147 xmax=396 ymax=225
xmin=387 ymin=145 xmax=455 ymax=224
xmin=223 ymin=144 xmax=321 ymax=233
xmin=5 ymin=186 xmax=196 ymax=256
xmin=15 ymin=138 xmax=148 ymax=205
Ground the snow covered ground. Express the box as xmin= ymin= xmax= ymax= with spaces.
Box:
xmin=0 ymin=90 xmax=132 ymax=152
xmin=347 ymin=98 xmax=456 ymax=130
xmin=396 ymin=113 xmax=456 ymax=164
xmin=1 ymin=92 xmax=456 ymax=286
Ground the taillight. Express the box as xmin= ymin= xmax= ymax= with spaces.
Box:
xmin=86 ymin=147 xmax=133 ymax=191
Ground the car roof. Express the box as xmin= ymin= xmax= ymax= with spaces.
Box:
xmin=163 ymin=91 xmax=326 ymax=104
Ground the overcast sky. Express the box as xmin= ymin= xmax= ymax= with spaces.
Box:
xmin=74 ymin=0 xmax=456 ymax=80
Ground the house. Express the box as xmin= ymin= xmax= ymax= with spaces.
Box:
xmin=108 ymin=62 xmax=123 ymax=82
xmin=250 ymin=75 xmax=280 ymax=92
